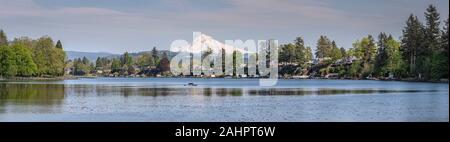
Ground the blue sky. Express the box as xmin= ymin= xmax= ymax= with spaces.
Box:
xmin=0 ymin=0 xmax=448 ymax=54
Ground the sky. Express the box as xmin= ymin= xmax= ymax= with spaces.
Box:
xmin=0 ymin=0 xmax=448 ymax=54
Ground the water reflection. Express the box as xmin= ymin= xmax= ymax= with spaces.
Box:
xmin=0 ymin=84 xmax=65 ymax=114
xmin=0 ymin=83 xmax=440 ymax=100
xmin=0 ymin=84 xmax=65 ymax=105
xmin=0 ymin=80 xmax=447 ymax=122
xmin=247 ymin=88 xmax=438 ymax=96
xmin=1 ymin=83 xmax=440 ymax=109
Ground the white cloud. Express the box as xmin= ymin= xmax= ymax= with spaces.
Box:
xmin=0 ymin=0 xmax=448 ymax=53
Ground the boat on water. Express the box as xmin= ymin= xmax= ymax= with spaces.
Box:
xmin=185 ymin=82 xmax=198 ymax=86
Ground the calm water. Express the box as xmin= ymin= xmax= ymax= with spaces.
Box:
xmin=0 ymin=78 xmax=448 ymax=122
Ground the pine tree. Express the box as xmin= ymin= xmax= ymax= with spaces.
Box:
xmin=315 ymin=36 xmax=332 ymax=59
xmin=424 ymin=5 xmax=441 ymax=52
xmin=401 ymin=14 xmax=425 ymax=77
xmin=136 ymin=53 xmax=153 ymax=70
xmin=339 ymin=47 xmax=347 ymax=58
xmin=330 ymin=41 xmax=342 ymax=61
xmin=111 ymin=58 xmax=121 ymax=73
xmin=424 ymin=5 xmax=443 ymax=80
xmin=0 ymin=30 xmax=7 ymax=46
xmin=120 ymin=52 xmax=133 ymax=67
xmin=56 ymin=40 xmax=63 ymax=49
xmin=442 ymin=16 xmax=449 ymax=56
xmin=305 ymin=47 xmax=313 ymax=63
xmin=294 ymin=37 xmax=307 ymax=65
xmin=375 ymin=32 xmax=389 ymax=76
xmin=151 ymin=47 xmax=159 ymax=65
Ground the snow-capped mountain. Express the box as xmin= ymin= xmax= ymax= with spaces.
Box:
xmin=171 ymin=34 xmax=252 ymax=54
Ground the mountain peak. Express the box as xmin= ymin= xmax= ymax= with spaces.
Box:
xmin=171 ymin=34 xmax=251 ymax=54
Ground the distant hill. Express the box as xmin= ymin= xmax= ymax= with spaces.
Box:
xmin=66 ymin=50 xmax=177 ymax=62
xmin=65 ymin=35 xmax=235 ymax=62
xmin=66 ymin=51 xmax=118 ymax=61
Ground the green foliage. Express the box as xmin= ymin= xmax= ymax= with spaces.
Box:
xmin=95 ymin=57 xmax=111 ymax=70
xmin=0 ymin=29 xmax=7 ymax=46
xmin=348 ymin=61 xmax=362 ymax=79
xmin=0 ymin=43 xmax=38 ymax=77
xmin=305 ymin=47 xmax=313 ymax=63
xmin=10 ymin=43 xmax=37 ymax=76
xmin=315 ymin=36 xmax=332 ymax=59
xmin=32 ymin=37 xmax=66 ymax=77
xmin=401 ymin=14 xmax=425 ymax=76
xmin=120 ymin=52 xmax=133 ymax=67
xmin=1 ymin=5 xmax=447 ymax=81
xmin=152 ymin=47 xmax=159 ymax=65
xmin=0 ymin=32 xmax=66 ymax=78
xmin=110 ymin=58 xmax=122 ymax=73
xmin=55 ymin=40 xmax=63 ymax=49
xmin=279 ymin=43 xmax=297 ymax=63
xmin=72 ymin=57 xmax=92 ymax=75
xmin=430 ymin=52 xmax=447 ymax=80
xmin=381 ymin=38 xmax=406 ymax=77
xmin=330 ymin=41 xmax=342 ymax=61
xmin=374 ymin=33 xmax=389 ymax=76
xmin=0 ymin=45 xmax=17 ymax=77
xmin=339 ymin=47 xmax=347 ymax=58
xmin=136 ymin=53 xmax=154 ymax=70
xmin=424 ymin=5 xmax=441 ymax=52
xmin=278 ymin=37 xmax=314 ymax=76
xmin=351 ymin=35 xmax=377 ymax=63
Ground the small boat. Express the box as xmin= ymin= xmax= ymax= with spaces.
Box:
xmin=185 ymin=82 xmax=198 ymax=86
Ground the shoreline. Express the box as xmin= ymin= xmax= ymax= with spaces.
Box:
xmin=0 ymin=76 xmax=77 ymax=81
xmin=2 ymin=76 xmax=447 ymax=83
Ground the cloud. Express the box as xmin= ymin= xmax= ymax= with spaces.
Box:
xmin=0 ymin=0 xmax=448 ymax=53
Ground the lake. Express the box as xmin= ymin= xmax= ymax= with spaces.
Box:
xmin=0 ymin=78 xmax=448 ymax=122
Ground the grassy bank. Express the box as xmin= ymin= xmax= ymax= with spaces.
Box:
xmin=0 ymin=76 xmax=77 ymax=81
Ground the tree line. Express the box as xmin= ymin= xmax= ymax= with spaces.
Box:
xmin=0 ymin=30 xmax=66 ymax=78
xmin=278 ymin=5 xmax=448 ymax=81
xmin=1 ymin=5 xmax=447 ymax=81
xmin=68 ymin=47 xmax=171 ymax=76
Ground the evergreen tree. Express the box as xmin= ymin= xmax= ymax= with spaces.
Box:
xmin=136 ymin=52 xmax=154 ymax=70
xmin=294 ymin=37 xmax=307 ymax=65
xmin=428 ymin=15 xmax=449 ymax=80
xmin=95 ymin=57 xmax=102 ymax=69
xmin=315 ymin=36 xmax=332 ymax=59
xmin=111 ymin=58 xmax=122 ymax=73
xmin=438 ymin=16 xmax=449 ymax=79
xmin=339 ymin=47 xmax=347 ymax=58
xmin=151 ymin=47 xmax=159 ymax=65
xmin=56 ymin=40 xmax=63 ymax=49
xmin=375 ymin=32 xmax=389 ymax=76
xmin=120 ymin=52 xmax=133 ymax=67
xmin=401 ymin=14 xmax=425 ymax=77
xmin=0 ymin=29 xmax=7 ymax=46
xmin=330 ymin=41 xmax=342 ymax=61
xmin=424 ymin=5 xmax=441 ymax=52
xmin=350 ymin=35 xmax=377 ymax=77
xmin=72 ymin=57 xmax=92 ymax=75
xmin=279 ymin=43 xmax=297 ymax=64
xmin=424 ymin=5 xmax=443 ymax=80
xmin=305 ymin=47 xmax=313 ymax=63
xmin=382 ymin=37 xmax=406 ymax=78
xmin=442 ymin=16 xmax=449 ymax=56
